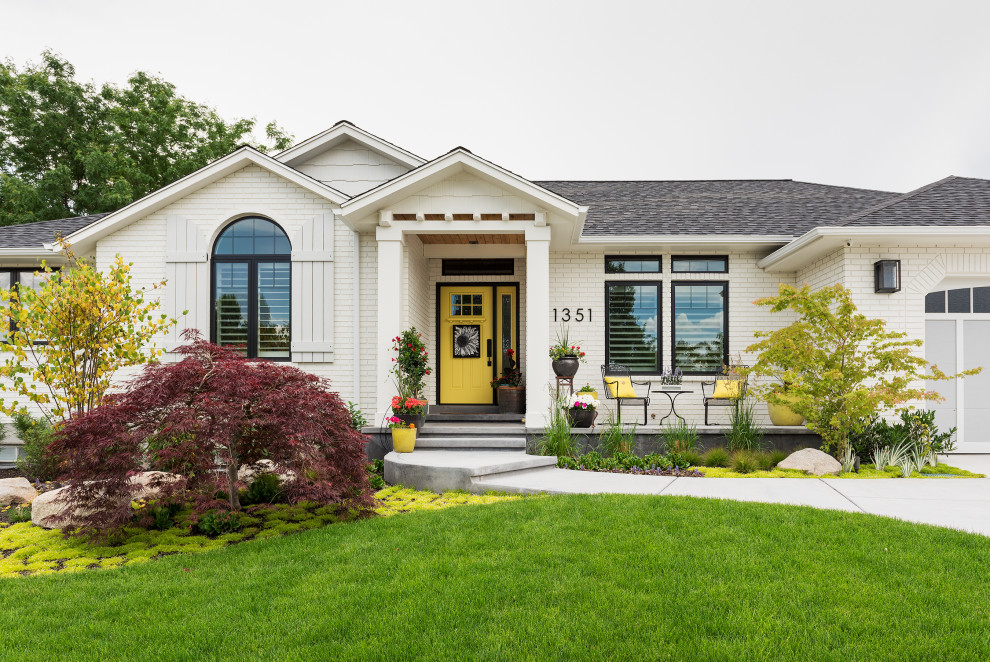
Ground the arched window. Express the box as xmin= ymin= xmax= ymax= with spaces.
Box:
xmin=212 ymin=217 xmax=291 ymax=359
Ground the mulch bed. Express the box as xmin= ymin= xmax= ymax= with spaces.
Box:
xmin=0 ymin=468 xmax=25 ymax=480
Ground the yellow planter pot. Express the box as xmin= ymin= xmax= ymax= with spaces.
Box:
xmin=767 ymin=400 xmax=804 ymax=426
xmin=391 ymin=428 xmax=417 ymax=453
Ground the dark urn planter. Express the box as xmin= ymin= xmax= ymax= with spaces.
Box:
xmin=497 ymin=386 xmax=525 ymax=414
xmin=394 ymin=400 xmax=428 ymax=430
xmin=552 ymin=355 xmax=580 ymax=378
xmin=567 ymin=408 xmax=597 ymax=428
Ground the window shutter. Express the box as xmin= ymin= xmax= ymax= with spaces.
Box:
xmin=164 ymin=215 xmax=208 ymax=352
xmin=291 ymin=213 xmax=335 ymax=362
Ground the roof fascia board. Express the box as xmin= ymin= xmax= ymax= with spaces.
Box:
xmin=759 ymin=226 xmax=990 ymax=272
xmin=275 ymin=123 xmax=426 ymax=169
xmin=0 ymin=248 xmax=65 ymax=260
xmin=574 ymin=234 xmax=794 ymax=248
xmin=340 ymin=150 xmax=583 ymax=222
xmin=66 ymin=148 xmax=350 ymax=248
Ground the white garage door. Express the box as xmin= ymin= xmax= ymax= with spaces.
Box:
xmin=925 ymin=286 xmax=990 ymax=453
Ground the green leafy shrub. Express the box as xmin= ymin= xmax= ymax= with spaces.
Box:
xmin=13 ymin=414 xmax=58 ymax=482
xmin=149 ymin=502 xmax=181 ymax=531
xmin=703 ymin=447 xmax=729 ymax=467
xmin=366 ymin=460 xmax=385 ymax=490
xmin=667 ymin=452 xmax=691 ymax=470
xmin=730 ymin=450 xmax=759 ymax=474
xmin=725 ymin=400 xmax=763 ymax=452
xmin=242 ymin=473 xmax=284 ymax=506
xmin=196 ymin=511 xmax=242 ymax=536
xmin=662 ymin=419 xmax=698 ymax=453
xmin=347 ymin=402 xmax=368 ymax=431
xmin=853 ymin=410 xmax=955 ymax=463
xmin=8 ymin=504 xmax=32 ymax=523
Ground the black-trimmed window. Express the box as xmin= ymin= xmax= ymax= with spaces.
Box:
xmin=605 ymin=256 xmax=662 ymax=274
xmin=211 ymin=217 xmax=291 ymax=359
xmin=605 ymin=282 xmax=661 ymax=373
xmin=0 ymin=268 xmax=58 ymax=340
xmin=926 ymin=287 xmax=990 ymax=314
xmin=672 ymin=281 xmax=728 ymax=374
xmin=671 ymin=256 xmax=728 ymax=273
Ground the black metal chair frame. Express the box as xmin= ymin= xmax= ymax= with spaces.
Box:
xmin=600 ymin=363 xmax=651 ymax=426
xmin=700 ymin=373 xmax=748 ymax=425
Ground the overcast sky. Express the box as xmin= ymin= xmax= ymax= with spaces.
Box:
xmin=5 ymin=0 xmax=990 ymax=192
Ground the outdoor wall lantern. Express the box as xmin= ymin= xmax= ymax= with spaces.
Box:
xmin=874 ymin=259 xmax=901 ymax=293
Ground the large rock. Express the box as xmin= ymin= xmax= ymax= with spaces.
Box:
xmin=30 ymin=486 xmax=91 ymax=529
xmin=777 ymin=448 xmax=842 ymax=476
xmin=0 ymin=477 xmax=38 ymax=506
xmin=238 ymin=459 xmax=296 ymax=484
xmin=31 ymin=471 xmax=184 ymax=529
xmin=129 ymin=471 xmax=183 ymax=500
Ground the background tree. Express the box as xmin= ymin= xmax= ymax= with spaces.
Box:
xmin=0 ymin=50 xmax=293 ymax=225
xmin=744 ymin=284 xmax=978 ymax=456
xmin=51 ymin=334 xmax=373 ymax=532
xmin=0 ymin=242 xmax=176 ymax=424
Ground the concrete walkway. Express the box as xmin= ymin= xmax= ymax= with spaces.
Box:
xmin=385 ymin=450 xmax=990 ymax=538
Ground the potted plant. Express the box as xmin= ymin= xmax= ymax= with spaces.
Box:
xmin=390 ymin=327 xmax=431 ymax=424
xmin=577 ymin=383 xmax=598 ymax=401
xmin=765 ymin=381 xmax=804 ymax=426
xmin=658 ymin=368 xmax=683 ymax=390
xmin=491 ymin=348 xmax=525 ymax=414
xmin=391 ymin=396 xmax=428 ymax=430
xmin=549 ymin=325 xmax=586 ymax=378
xmin=565 ymin=393 xmax=598 ymax=428
xmin=388 ymin=416 xmax=416 ymax=453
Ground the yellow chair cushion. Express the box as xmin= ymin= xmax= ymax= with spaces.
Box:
xmin=605 ymin=377 xmax=637 ymax=398
xmin=713 ymin=379 xmax=742 ymax=399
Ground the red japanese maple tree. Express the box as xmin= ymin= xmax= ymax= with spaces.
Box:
xmin=50 ymin=332 xmax=373 ymax=532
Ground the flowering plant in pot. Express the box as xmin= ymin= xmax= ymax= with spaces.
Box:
xmin=565 ymin=393 xmax=598 ymax=428
xmin=391 ymin=396 xmax=427 ymax=429
xmin=765 ymin=381 xmax=804 ymax=426
xmin=658 ymin=368 xmax=683 ymax=389
xmin=549 ymin=326 xmax=586 ymax=378
xmin=490 ymin=348 xmax=525 ymax=414
xmin=577 ymin=383 xmax=598 ymax=400
xmin=387 ymin=416 xmax=416 ymax=453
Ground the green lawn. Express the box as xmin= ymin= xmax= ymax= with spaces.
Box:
xmin=2 ymin=495 xmax=988 ymax=661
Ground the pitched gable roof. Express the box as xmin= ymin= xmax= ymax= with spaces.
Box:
xmin=838 ymin=176 xmax=990 ymax=227
xmin=275 ymin=120 xmax=426 ymax=170
xmin=536 ymin=180 xmax=898 ymax=238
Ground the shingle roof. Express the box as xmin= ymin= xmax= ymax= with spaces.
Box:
xmin=839 ymin=176 xmax=990 ymax=227
xmin=534 ymin=180 xmax=900 ymax=237
xmin=0 ymin=213 xmax=109 ymax=248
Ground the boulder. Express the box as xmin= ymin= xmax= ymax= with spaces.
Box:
xmin=0 ymin=477 xmax=38 ymax=506
xmin=238 ymin=459 xmax=296 ymax=484
xmin=777 ymin=448 xmax=842 ymax=476
xmin=30 ymin=486 xmax=91 ymax=529
xmin=31 ymin=472 xmax=184 ymax=529
xmin=129 ymin=471 xmax=183 ymax=500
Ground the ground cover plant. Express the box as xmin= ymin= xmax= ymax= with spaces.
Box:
xmin=0 ymin=486 xmax=520 ymax=578
xmin=0 ymin=495 xmax=988 ymax=660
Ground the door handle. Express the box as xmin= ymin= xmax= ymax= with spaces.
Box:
xmin=487 ymin=339 xmax=493 ymax=366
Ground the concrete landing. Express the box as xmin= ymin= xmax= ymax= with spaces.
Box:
xmin=384 ymin=451 xmax=557 ymax=493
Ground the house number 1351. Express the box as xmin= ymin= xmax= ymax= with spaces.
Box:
xmin=553 ymin=308 xmax=591 ymax=322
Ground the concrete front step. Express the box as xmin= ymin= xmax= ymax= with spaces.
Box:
xmin=427 ymin=413 xmax=524 ymax=423
xmin=418 ymin=423 xmax=526 ymax=435
xmin=384 ymin=450 xmax=558 ymax=493
xmin=416 ymin=436 xmax=526 ymax=449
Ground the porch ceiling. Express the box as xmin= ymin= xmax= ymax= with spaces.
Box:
xmin=416 ymin=233 xmax=524 ymax=245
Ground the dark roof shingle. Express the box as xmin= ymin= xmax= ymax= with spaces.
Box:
xmin=534 ymin=180 xmax=899 ymax=237
xmin=0 ymin=213 xmax=109 ymax=248
xmin=840 ymin=176 xmax=990 ymax=227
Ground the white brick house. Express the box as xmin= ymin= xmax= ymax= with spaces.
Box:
xmin=1 ymin=121 xmax=989 ymax=462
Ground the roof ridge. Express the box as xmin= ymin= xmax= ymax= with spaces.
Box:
xmin=837 ymin=176 xmax=959 ymax=226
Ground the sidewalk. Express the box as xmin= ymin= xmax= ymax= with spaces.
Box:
xmin=387 ymin=450 xmax=990 ymax=538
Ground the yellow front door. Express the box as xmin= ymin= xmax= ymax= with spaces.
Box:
xmin=440 ymin=286 xmax=494 ymax=404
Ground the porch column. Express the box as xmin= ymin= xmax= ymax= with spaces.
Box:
xmin=525 ymin=226 xmax=552 ymax=427
xmin=376 ymin=227 xmax=404 ymax=423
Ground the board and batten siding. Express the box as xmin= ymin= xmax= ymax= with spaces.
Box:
xmin=291 ymin=213 xmax=335 ymax=363
xmin=164 ymin=214 xmax=209 ymax=350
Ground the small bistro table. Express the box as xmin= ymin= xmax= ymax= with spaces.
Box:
xmin=651 ymin=387 xmax=694 ymax=425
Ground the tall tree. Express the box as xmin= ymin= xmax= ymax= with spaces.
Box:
xmin=0 ymin=51 xmax=293 ymax=225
